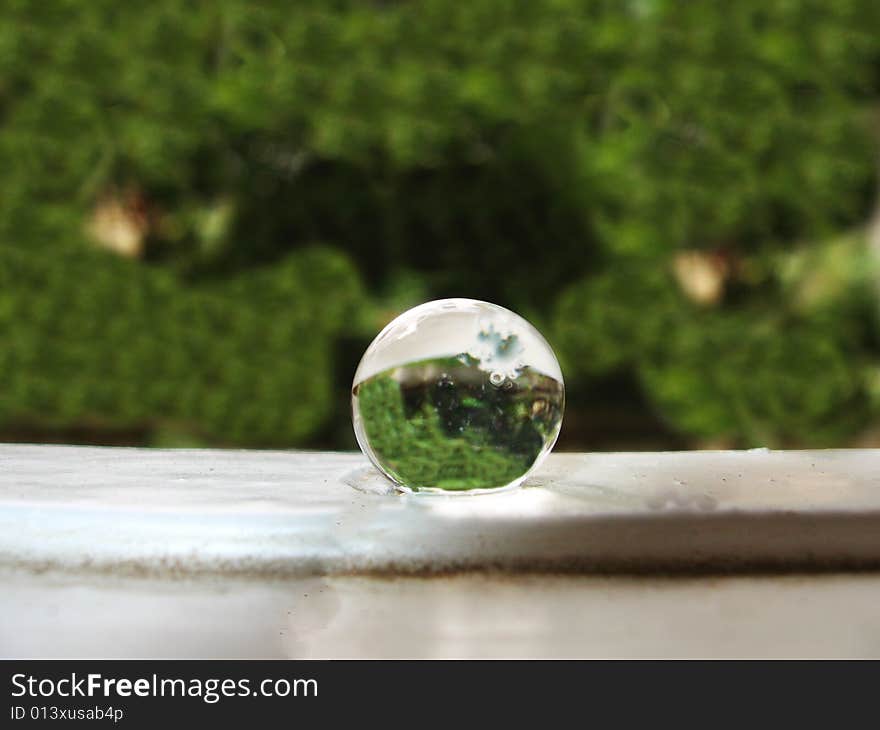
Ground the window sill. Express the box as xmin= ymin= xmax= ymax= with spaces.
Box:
xmin=1 ymin=444 xmax=878 ymax=576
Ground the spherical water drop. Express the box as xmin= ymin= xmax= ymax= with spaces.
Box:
xmin=352 ymin=298 xmax=565 ymax=494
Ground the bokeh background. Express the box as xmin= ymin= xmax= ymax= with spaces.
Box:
xmin=3 ymin=1 xmax=880 ymax=452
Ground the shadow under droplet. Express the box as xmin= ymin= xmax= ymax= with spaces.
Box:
xmin=342 ymin=465 xmax=401 ymax=496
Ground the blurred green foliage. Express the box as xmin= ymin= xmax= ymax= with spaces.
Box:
xmin=0 ymin=244 xmax=361 ymax=445
xmin=1 ymin=0 xmax=880 ymax=448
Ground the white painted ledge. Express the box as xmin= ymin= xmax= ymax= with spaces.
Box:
xmin=4 ymin=444 xmax=880 ymax=658
xmin=1 ymin=444 xmax=879 ymax=575
xmin=6 ymin=571 xmax=880 ymax=658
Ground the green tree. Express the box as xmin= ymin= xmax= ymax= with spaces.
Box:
xmin=1 ymin=1 xmax=879 ymax=447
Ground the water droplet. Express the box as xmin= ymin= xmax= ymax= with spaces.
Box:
xmin=351 ymin=299 xmax=564 ymax=494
